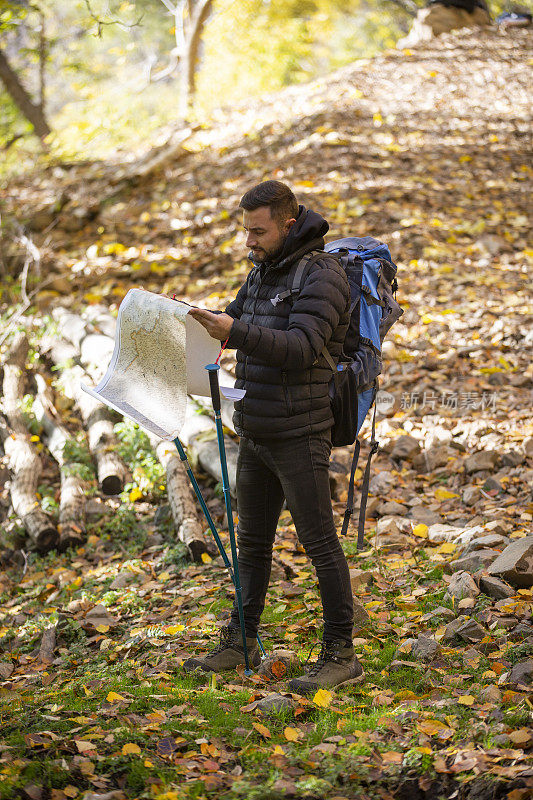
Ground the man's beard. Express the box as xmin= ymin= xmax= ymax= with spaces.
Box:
xmin=248 ymin=238 xmax=286 ymax=265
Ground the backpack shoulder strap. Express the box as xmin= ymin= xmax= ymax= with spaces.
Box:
xmin=270 ymin=251 xmax=322 ymax=307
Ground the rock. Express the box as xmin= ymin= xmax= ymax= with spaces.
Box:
xmin=0 ymin=662 xmax=14 ymax=679
xmin=411 ymin=635 xmax=440 ymax=662
xmin=390 ymin=435 xmax=421 ymax=461
xmin=413 ymin=446 xmax=451 ymax=473
xmin=444 ymin=571 xmax=480 ymax=601
xmin=463 ymin=534 xmax=509 ymax=553
xmin=419 ymin=605 xmax=456 ymax=622
xmin=507 ymin=625 xmax=533 ymax=641
xmin=508 ymin=660 xmax=533 ymax=687
xmin=480 ymin=685 xmax=502 ymax=703
xmin=487 ymin=537 xmax=533 ymax=588
xmin=389 ymin=659 xmax=420 ymax=673
xmin=378 ymin=500 xmax=408 ymax=516
xmin=353 ymin=597 xmax=370 ymax=630
xmin=253 ymin=693 xmax=295 ymax=714
xmin=450 ymin=549 xmax=499 ymax=573
xmin=109 ymin=572 xmax=133 ymax=590
xmin=376 ymin=516 xmax=411 ymax=537
xmin=85 ymin=499 xmax=112 ymax=520
xmin=464 ymin=451 xmax=499 ymax=474
xmin=409 ymin=506 xmax=443 ymax=526
xmin=462 ymin=486 xmax=480 ymax=506
xmin=426 ymin=523 xmax=463 ymax=543
xmin=452 ymin=525 xmax=486 ymax=547
xmin=484 ymin=520 xmax=511 ymax=536
xmin=502 ymin=451 xmax=522 ymax=467
xmin=483 ymin=476 xmax=502 ymax=493
xmin=442 ymin=618 xmax=486 ymax=644
xmin=523 ymin=437 xmax=533 ymax=458
xmin=349 ymin=569 xmax=373 ymax=593
xmin=479 ymin=575 xmax=515 ymax=600
xmin=257 ymin=650 xmax=299 ymax=680
xmin=369 ymin=471 xmax=393 ymax=494
xmin=154 ymin=504 xmax=171 ymax=526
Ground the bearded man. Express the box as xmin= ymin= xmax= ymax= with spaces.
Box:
xmin=185 ymin=180 xmax=364 ymax=694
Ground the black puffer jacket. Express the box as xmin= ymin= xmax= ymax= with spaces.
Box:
xmin=225 ymin=205 xmax=350 ymax=439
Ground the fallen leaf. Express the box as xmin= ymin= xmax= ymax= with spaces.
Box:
xmin=457 ymin=695 xmax=475 ymax=706
xmin=252 ymin=722 xmax=271 ymax=738
xmin=122 ymin=742 xmax=141 ymax=755
xmin=284 ymin=726 xmax=301 ymax=741
xmin=313 ymin=688 xmax=333 ymax=708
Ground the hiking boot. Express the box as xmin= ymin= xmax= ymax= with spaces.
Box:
xmin=182 ymin=625 xmax=260 ymax=674
xmin=287 ymin=639 xmax=364 ymax=695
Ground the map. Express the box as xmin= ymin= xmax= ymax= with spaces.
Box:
xmin=81 ymin=288 xmax=243 ymax=440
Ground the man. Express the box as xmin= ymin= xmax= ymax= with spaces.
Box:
xmin=185 ymin=180 xmax=364 ymax=694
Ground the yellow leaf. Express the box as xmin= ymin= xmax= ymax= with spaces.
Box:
xmin=252 ymin=722 xmax=271 ymax=738
xmin=509 ymin=728 xmax=531 ymax=745
xmin=457 ymin=695 xmax=475 ymax=706
xmin=129 ymin=487 xmax=143 ymax=502
xmin=122 ymin=742 xmax=141 ymax=755
xmin=272 ymin=745 xmax=285 ymax=755
xmin=201 ymin=552 xmax=212 ymax=563
xmin=158 ymin=571 xmax=171 ymax=582
xmin=459 ymin=155 xmax=472 ymax=163
xmin=95 ymin=624 xmax=109 ymax=633
xmin=438 ymin=542 xmax=456 ymax=554
xmin=435 ymin=488 xmax=459 ymax=501
xmin=63 ymin=787 xmax=78 ymax=798
xmin=412 ymin=523 xmax=428 ymax=538
xmin=106 ymin=691 xmax=126 ymax=703
xmin=75 ymin=740 xmax=96 ymax=753
xmin=165 ymin=625 xmax=185 ymax=635
xmin=284 ymin=726 xmax=301 ymax=742
xmin=313 ymin=689 xmax=333 ymax=708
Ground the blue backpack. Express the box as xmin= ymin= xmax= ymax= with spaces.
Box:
xmin=287 ymin=236 xmax=404 ymax=549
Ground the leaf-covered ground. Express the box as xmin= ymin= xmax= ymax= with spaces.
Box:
xmin=1 ymin=25 xmax=532 ymax=800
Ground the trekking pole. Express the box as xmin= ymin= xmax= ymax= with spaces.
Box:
xmin=206 ymin=363 xmax=253 ymax=675
xmin=172 ymin=434 xmax=265 ymax=660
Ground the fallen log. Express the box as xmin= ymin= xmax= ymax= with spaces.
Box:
xmin=1 ymin=334 xmax=58 ymax=552
xmin=179 ymin=398 xmax=238 ymax=497
xmin=33 ymin=374 xmax=87 ymax=550
xmin=148 ymin=435 xmax=209 ymax=562
xmin=47 ymin=341 xmax=128 ymax=496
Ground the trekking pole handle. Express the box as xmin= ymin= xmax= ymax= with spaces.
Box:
xmin=206 ymin=363 xmax=221 ymax=413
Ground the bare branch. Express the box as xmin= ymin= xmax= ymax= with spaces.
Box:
xmin=83 ymin=0 xmax=144 ymax=36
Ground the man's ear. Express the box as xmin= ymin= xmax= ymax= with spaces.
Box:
xmin=285 ymin=218 xmax=296 ymax=232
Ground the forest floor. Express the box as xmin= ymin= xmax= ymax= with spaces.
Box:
xmin=0 ymin=25 xmax=532 ymax=800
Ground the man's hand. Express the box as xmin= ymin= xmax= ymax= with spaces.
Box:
xmin=188 ymin=308 xmax=234 ymax=341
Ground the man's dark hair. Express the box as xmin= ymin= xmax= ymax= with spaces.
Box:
xmin=239 ymin=180 xmax=299 ymax=227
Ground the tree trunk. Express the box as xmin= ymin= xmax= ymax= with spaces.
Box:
xmin=178 ymin=0 xmax=213 ymax=117
xmin=0 ymin=47 xmax=50 ymax=139
xmin=33 ymin=374 xmax=87 ymax=550
xmin=1 ymin=334 xmax=58 ymax=552
xmin=149 ymin=435 xmax=209 ymax=561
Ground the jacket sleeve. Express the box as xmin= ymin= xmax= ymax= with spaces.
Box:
xmin=224 ymin=273 xmax=251 ymax=320
xmin=226 ymin=258 xmax=349 ymax=369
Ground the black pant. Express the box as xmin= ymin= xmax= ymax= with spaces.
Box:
xmin=229 ymin=432 xmax=354 ymax=643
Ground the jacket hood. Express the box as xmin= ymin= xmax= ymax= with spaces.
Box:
xmin=248 ymin=205 xmax=329 ymax=270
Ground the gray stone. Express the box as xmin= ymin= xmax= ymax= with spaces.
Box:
xmin=484 ymin=520 xmax=512 ymax=536
xmin=453 ymin=525 xmax=486 ymax=547
xmin=502 ymin=451 xmax=523 ymax=467
xmin=353 ymin=597 xmax=370 ymax=630
xmin=483 ymin=476 xmax=502 ymax=493
xmin=420 ymin=605 xmax=456 ymax=622
xmin=255 ymin=694 xmax=294 ymax=714
xmin=444 ymin=571 xmax=480 ymax=601
xmin=443 ymin=617 xmax=486 ymax=644
xmin=389 ymin=659 xmax=421 ymax=673
xmin=523 ymin=437 xmax=533 ymax=458
xmin=462 ymin=486 xmax=480 ymax=506
xmin=479 ymin=575 xmax=515 ymax=600
xmin=463 ymin=534 xmax=509 ymax=553
xmin=464 ymin=451 xmax=499 ymax=474
xmin=154 ymin=504 xmax=171 ymax=526
xmin=508 ymin=659 xmax=533 ymax=687
xmin=85 ymin=499 xmax=112 ymax=520
xmin=487 ymin=537 xmax=533 ymax=588
xmin=349 ymin=569 xmax=373 ymax=593
xmin=378 ymin=500 xmax=408 ymax=516
xmin=426 ymin=523 xmax=463 ymax=544
xmin=450 ymin=549 xmax=499 ymax=573
xmin=413 ymin=446 xmax=451 ymax=473
xmin=376 ymin=516 xmax=411 ymax=537
xmin=480 ymin=685 xmax=502 ymax=703
xmin=411 ymin=635 xmax=440 ymax=662
xmin=409 ymin=506 xmax=443 ymax=526
xmin=390 ymin=435 xmax=421 ymax=461
xmin=369 ymin=471 xmax=393 ymax=494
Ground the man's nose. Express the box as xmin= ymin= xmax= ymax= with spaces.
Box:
xmin=246 ymin=232 xmax=257 ymax=248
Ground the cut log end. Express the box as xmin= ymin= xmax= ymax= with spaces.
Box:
xmin=22 ymin=510 xmax=59 ymax=553
xmin=100 ymin=473 xmax=124 ymax=496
